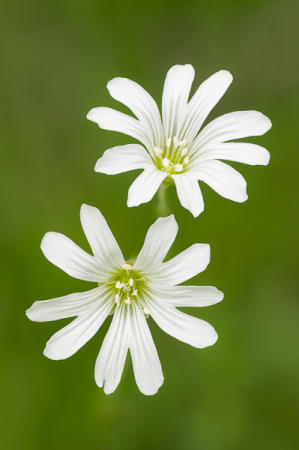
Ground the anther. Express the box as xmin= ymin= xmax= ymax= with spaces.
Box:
xmin=183 ymin=156 xmax=190 ymax=164
xmin=132 ymin=289 xmax=138 ymax=296
xmin=122 ymin=263 xmax=132 ymax=270
xmin=181 ymin=147 xmax=188 ymax=156
xmin=115 ymin=281 xmax=123 ymax=289
xmin=129 ymin=278 xmax=134 ymax=287
xmin=115 ymin=294 xmax=120 ymax=305
xmin=154 ymin=146 xmax=163 ymax=157
xmin=174 ymin=164 xmax=183 ymax=172
xmin=166 ymin=137 xmax=171 ymax=148
xmin=173 ymin=136 xmax=179 ymax=149
xmin=143 ymin=307 xmax=150 ymax=317
xmin=125 ymin=297 xmax=131 ymax=305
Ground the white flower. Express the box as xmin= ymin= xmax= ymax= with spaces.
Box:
xmin=87 ymin=64 xmax=271 ymax=217
xmin=26 ymin=204 xmax=223 ymax=395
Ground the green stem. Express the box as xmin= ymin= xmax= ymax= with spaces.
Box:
xmin=156 ymin=183 xmax=171 ymax=217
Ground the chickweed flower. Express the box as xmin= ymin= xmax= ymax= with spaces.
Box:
xmin=88 ymin=64 xmax=271 ymax=217
xmin=26 ymin=204 xmax=223 ymax=395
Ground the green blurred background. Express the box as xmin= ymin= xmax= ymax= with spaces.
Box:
xmin=1 ymin=0 xmax=298 ymax=448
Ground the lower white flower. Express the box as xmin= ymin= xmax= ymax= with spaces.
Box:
xmin=87 ymin=63 xmax=271 ymax=217
xmin=26 ymin=204 xmax=223 ymax=395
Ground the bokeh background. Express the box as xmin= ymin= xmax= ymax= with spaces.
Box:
xmin=1 ymin=0 xmax=298 ymax=449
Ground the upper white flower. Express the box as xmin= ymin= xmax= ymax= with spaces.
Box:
xmin=26 ymin=204 xmax=223 ymax=395
xmin=87 ymin=64 xmax=271 ymax=217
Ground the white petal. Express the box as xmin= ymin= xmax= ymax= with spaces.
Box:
xmin=190 ymin=160 xmax=248 ymax=202
xmin=94 ymin=305 xmax=130 ymax=394
xmin=26 ymin=287 xmax=103 ymax=322
xmin=43 ymin=295 xmax=112 ymax=360
xmin=148 ymin=285 xmax=224 ymax=308
xmin=129 ymin=303 xmax=163 ymax=395
xmin=162 ymin=64 xmax=195 ymax=139
xmin=80 ymin=204 xmax=124 ymax=272
xmin=134 ymin=215 xmax=178 ymax=271
xmin=87 ymin=107 xmax=152 ymax=149
xmin=41 ymin=232 xmax=104 ymax=282
xmin=95 ymin=144 xmax=154 ymax=174
xmin=146 ymin=295 xmax=218 ymax=348
xmin=107 ymin=77 xmax=163 ymax=147
xmin=195 ymin=142 xmax=270 ymax=166
xmin=172 ymin=173 xmax=204 ymax=217
xmin=193 ymin=110 xmax=272 ymax=150
xmin=127 ymin=168 xmax=166 ymax=207
xmin=180 ymin=70 xmax=233 ymax=142
xmin=152 ymin=243 xmax=210 ymax=285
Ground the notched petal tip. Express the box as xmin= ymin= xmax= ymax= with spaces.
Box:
xmin=198 ymin=242 xmax=211 ymax=272
xmin=215 ymin=289 xmax=224 ymax=303
xmin=217 ymin=69 xmax=233 ymax=83
xmin=165 ymin=63 xmax=195 ymax=82
xmin=94 ymin=366 xmax=105 ymax=389
xmin=257 ymin=112 xmax=272 ymax=134
xmin=234 ymin=190 xmax=248 ymax=203
xmin=103 ymin=382 xmax=117 ymax=395
xmin=80 ymin=203 xmax=99 ymax=227
xmin=190 ymin=203 xmax=205 ymax=218
xmin=202 ymin=328 xmax=218 ymax=348
xmin=127 ymin=195 xmax=139 ymax=208
xmin=25 ymin=304 xmax=36 ymax=321
xmin=80 ymin=202 xmax=94 ymax=218
xmin=94 ymin=157 xmax=104 ymax=173
xmin=261 ymin=149 xmax=271 ymax=166
xmin=106 ymin=76 xmax=128 ymax=92
xmin=261 ymin=113 xmax=272 ymax=132
xmin=86 ymin=107 xmax=99 ymax=122
xmin=86 ymin=107 xmax=113 ymax=128
xmin=169 ymin=62 xmax=194 ymax=71
xmin=43 ymin=350 xmax=65 ymax=361
xmin=247 ymin=110 xmax=272 ymax=135
xmin=156 ymin=213 xmax=177 ymax=227
xmin=43 ymin=344 xmax=62 ymax=361
xmin=94 ymin=377 xmax=103 ymax=389
xmin=138 ymin=377 xmax=164 ymax=396
xmin=106 ymin=76 xmax=119 ymax=89
xmin=40 ymin=232 xmax=55 ymax=254
xmin=195 ymin=242 xmax=210 ymax=263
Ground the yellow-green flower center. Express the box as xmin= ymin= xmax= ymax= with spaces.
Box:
xmin=153 ymin=136 xmax=190 ymax=174
xmin=107 ymin=263 xmax=146 ymax=308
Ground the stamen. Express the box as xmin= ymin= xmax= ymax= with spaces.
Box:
xmin=183 ymin=156 xmax=190 ymax=164
xmin=115 ymin=294 xmax=120 ymax=304
xmin=166 ymin=137 xmax=171 ymax=148
xmin=115 ymin=281 xmax=123 ymax=289
xmin=122 ymin=263 xmax=132 ymax=270
xmin=154 ymin=146 xmax=163 ymax=157
xmin=181 ymin=147 xmax=188 ymax=156
xmin=132 ymin=289 xmax=138 ymax=296
xmin=173 ymin=136 xmax=179 ymax=149
xmin=162 ymin=157 xmax=170 ymax=169
xmin=174 ymin=164 xmax=183 ymax=172
xmin=179 ymin=140 xmax=186 ymax=146
xmin=143 ymin=307 xmax=150 ymax=317
xmin=124 ymin=297 xmax=131 ymax=305
xmin=129 ymin=278 xmax=134 ymax=287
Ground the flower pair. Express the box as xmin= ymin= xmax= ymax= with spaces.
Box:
xmin=26 ymin=64 xmax=271 ymax=395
